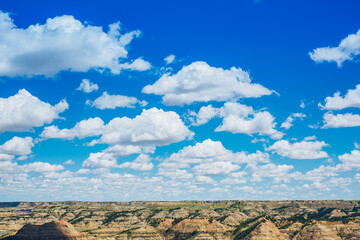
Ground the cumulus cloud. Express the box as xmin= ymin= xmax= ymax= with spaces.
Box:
xmin=0 ymin=89 xmax=68 ymax=133
xmin=63 ymin=159 xmax=75 ymax=165
xmin=299 ymin=148 xmax=360 ymax=183
xmin=309 ymin=29 xmax=360 ymax=67
xmin=41 ymin=117 xmax=104 ymax=140
xmin=116 ymin=58 xmax=151 ymax=71
xmin=319 ymin=84 xmax=360 ymax=110
xmin=92 ymin=108 xmax=193 ymax=146
xmin=191 ymin=102 xmax=283 ymax=139
xmin=142 ymin=61 xmax=274 ymax=106
xmin=192 ymin=161 xmax=240 ymax=175
xmin=25 ymin=162 xmax=64 ymax=173
xmin=82 ymin=152 xmax=117 ymax=168
xmin=190 ymin=105 xmax=219 ymax=126
xmin=76 ymin=79 xmax=99 ymax=93
xmin=0 ymin=12 xmax=150 ymax=77
xmin=119 ymin=154 xmax=154 ymax=171
xmin=164 ymin=54 xmax=176 ymax=64
xmin=338 ymin=149 xmax=360 ymax=170
xmin=42 ymin=108 xmax=192 ymax=147
xmin=280 ymin=113 xmax=306 ymax=130
xmin=103 ymin=145 xmax=154 ymax=157
xmin=196 ymin=175 xmax=217 ymax=185
xmin=0 ymin=137 xmax=34 ymax=160
xmin=355 ymin=173 xmax=360 ymax=183
xmin=158 ymin=139 xmax=269 ymax=179
xmin=220 ymin=171 xmax=247 ymax=184
xmin=249 ymin=163 xmax=294 ymax=182
xmin=322 ymin=113 xmax=360 ymax=128
xmin=266 ymin=139 xmax=329 ymax=159
xmin=88 ymin=92 xmax=147 ymax=109
xmin=216 ymin=111 xmax=283 ymax=139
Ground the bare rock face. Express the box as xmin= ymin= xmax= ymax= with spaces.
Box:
xmin=3 ymin=221 xmax=85 ymax=240
xmin=128 ymin=226 xmax=165 ymax=240
xmin=327 ymin=209 xmax=346 ymax=218
xmin=172 ymin=219 xmax=228 ymax=233
xmin=244 ymin=220 xmax=288 ymax=240
xmin=192 ymin=232 xmax=232 ymax=240
xmin=157 ymin=218 xmax=174 ymax=231
xmin=294 ymin=223 xmax=341 ymax=240
xmin=222 ymin=216 xmax=239 ymax=226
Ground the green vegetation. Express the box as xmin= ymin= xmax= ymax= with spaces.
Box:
xmin=233 ymin=215 xmax=263 ymax=235
xmin=234 ymin=219 xmax=265 ymax=240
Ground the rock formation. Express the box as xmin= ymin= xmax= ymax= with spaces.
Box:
xmin=243 ymin=220 xmax=288 ymax=240
xmin=3 ymin=221 xmax=85 ymax=240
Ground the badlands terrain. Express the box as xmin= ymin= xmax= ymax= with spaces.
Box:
xmin=0 ymin=200 xmax=359 ymax=239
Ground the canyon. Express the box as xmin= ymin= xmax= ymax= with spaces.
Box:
xmin=0 ymin=201 xmax=359 ymax=239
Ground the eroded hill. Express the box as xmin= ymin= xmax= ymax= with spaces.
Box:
xmin=0 ymin=201 xmax=359 ymax=239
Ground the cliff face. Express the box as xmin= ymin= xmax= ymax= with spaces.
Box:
xmin=0 ymin=201 xmax=360 ymax=240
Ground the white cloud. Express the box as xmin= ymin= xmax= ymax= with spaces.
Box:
xmin=82 ymin=152 xmax=117 ymax=168
xmin=76 ymin=79 xmax=98 ymax=93
xmin=158 ymin=139 xmax=269 ymax=180
xmin=63 ymin=159 xmax=75 ymax=165
xmin=41 ymin=117 xmax=104 ymax=140
xmin=196 ymin=175 xmax=217 ymax=184
xmin=190 ymin=105 xmax=218 ymax=126
xmin=0 ymin=89 xmax=68 ymax=133
xmin=220 ymin=171 xmax=247 ymax=184
xmin=159 ymin=139 xmax=268 ymax=169
xmin=142 ymin=61 xmax=274 ymax=106
xmin=116 ymin=58 xmax=151 ymax=71
xmin=119 ymin=154 xmax=154 ymax=171
xmin=42 ymin=108 xmax=192 ymax=170
xmin=338 ymin=150 xmax=360 ymax=170
xmin=215 ymin=103 xmax=283 ymax=139
xmin=280 ymin=113 xmax=306 ymax=130
xmin=235 ymin=186 xmax=260 ymax=194
xmin=322 ymin=113 xmax=360 ymax=128
xmin=24 ymin=162 xmax=64 ymax=173
xmin=266 ymin=139 xmax=329 ymax=159
xmin=0 ymin=136 xmax=33 ymax=157
xmin=300 ymin=100 xmax=305 ymax=108
xmin=192 ymin=161 xmax=240 ymax=175
xmin=164 ymin=54 xmax=176 ymax=64
xmin=103 ymin=145 xmax=154 ymax=157
xmin=89 ymin=92 xmax=147 ymax=109
xmin=319 ymin=84 xmax=360 ymax=110
xmin=250 ymin=163 xmax=294 ymax=182
xmin=92 ymin=108 xmax=193 ymax=146
xmin=191 ymin=102 xmax=283 ymax=139
xmin=310 ymin=177 xmax=352 ymax=192
xmin=355 ymin=173 xmax=360 ymax=183
xmin=0 ymin=12 xmax=150 ymax=77
xmin=309 ymin=29 xmax=360 ymax=67
xmin=0 ymin=154 xmax=14 ymax=161
xmin=304 ymin=135 xmax=317 ymax=141
xmin=298 ymin=149 xmax=360 ymax=183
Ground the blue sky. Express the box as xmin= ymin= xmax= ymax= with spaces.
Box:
xmin=0 ymin=0 xmax=360 ymax=201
